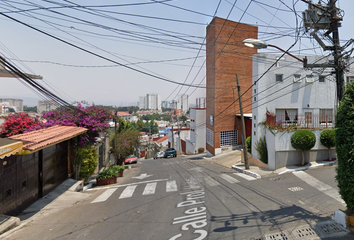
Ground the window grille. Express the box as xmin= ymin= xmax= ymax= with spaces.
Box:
xmin=220 ymin=130 xmax=238 ymax=147
xmin=293 ymin=74 xmax=301 ymax=83
xmin=206 ymin=128 xmax=214 ymax=147
xmin=276 ymin=74 xmax=283 ymax=82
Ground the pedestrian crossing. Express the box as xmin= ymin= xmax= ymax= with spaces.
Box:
xmin=90 ymin=172 xmax=257 ymax=203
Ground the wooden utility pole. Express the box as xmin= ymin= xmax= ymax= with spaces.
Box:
xmin=236 ymin=74 xmax=249 ymax=170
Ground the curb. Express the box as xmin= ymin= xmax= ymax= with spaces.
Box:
xmin=277 ymin=160 xmax=337 ymax=175
xmin=203 ymin=158 xmax=234 ymax=170
xmin=0 ymin=215 xmax=20 ymax=236
xmin=231 ymin=165 xmax=261 ymax=179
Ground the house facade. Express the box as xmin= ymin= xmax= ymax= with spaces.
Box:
xmin=185 ymin=108 xmax=206 ymax=154
xmin=251 ymin=53 xmax=339 ymax=169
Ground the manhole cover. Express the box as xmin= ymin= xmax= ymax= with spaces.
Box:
xmin=316 ymin=222 xmax=346 ymax=234
xmin=264 ymin=232 xmax=290 ymax=240
xmin=270 ymin=177 xmax=283 ymax=181
xmin=288 ymin=187 xmax=303 ymax=192
xmin=291 ymin=227 xmax=318 ymax=239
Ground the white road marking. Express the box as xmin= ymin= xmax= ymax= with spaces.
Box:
xmin=288 ymin=186 xmax=304 ymax=192
xmin=166 ymin=180 xmax=178 ymax=192
xmin=91 ymin=188 xmax=117 ymax=203
xmin=233 ymin=172 xmax=257 ymax=181
xmin=203 ymin=175 xmax=219 ymax=186
xmin=86 ymin=179 xmax=168 ymax=191
xmin=186 ymin=176 xmax=202 ymax=189
xmin=119 ymin=185 xmax=137 ymax=199
xmin=293 ymin=171 xmax=344 ymax=204
xmin=220 ymin=174 xmax=240 ymax=184
xmin=142 ymin=182 xmax=157 ymax=195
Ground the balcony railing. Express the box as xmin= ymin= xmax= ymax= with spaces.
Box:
xmin=266 ymin=113 xmax=334 ymax=129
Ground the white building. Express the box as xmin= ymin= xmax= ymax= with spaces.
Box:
xmin=251 ymin=53 xmax=339 ymax=170
xmin=37 ymin=100 xmax=58 ymax=113
xmin=0 ymin=98 xmax=23 ymax=112
xmin=196 ymin=97 xmax=206 ymax=108
xmin=176 ymin=94 xmax=189 ymax=113
xmin=146 ymin=94 xmax=161 ymax=110
xmin=138 ymin=96 xmax=146 ymax=110
xmin=186 ymin=108 xmax=206 ymax=154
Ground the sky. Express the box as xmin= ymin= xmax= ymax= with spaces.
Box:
xmin=0 ymin=0 xmax=353 ymax=107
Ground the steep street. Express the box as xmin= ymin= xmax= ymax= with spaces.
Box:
xmin=2 ymin=156 xmax=352 ymax=240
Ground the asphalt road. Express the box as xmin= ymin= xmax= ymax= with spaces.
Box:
xmin=2 ymin=156 xmax=353 ymax=240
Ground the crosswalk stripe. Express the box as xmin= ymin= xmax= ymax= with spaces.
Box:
xmin=220 ymin=174 xmax=240 ymax=183
xmin=119 ymin=185 xmax=137 ymax=199
xmin=203 ymin=175 xmax=220 ymax=186
xmin=91 ymin=188 xmax=117 ymax=203
xmin=143 ymin=182 xmax=157 ymax=195
xmin=233 ymin=172 xmax=257 ymax=181
xmin=293 ymin=171 xmax=344 ymax=204
xmin=166 ymin=180 xmax=178 ymax=192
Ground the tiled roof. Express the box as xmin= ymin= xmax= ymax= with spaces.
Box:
xmin=8 ymin=125 xmax=88 ymax=151
xmin=117 ymin=112 xmax=131 ymax=117
xmin=156 ymin=135 xmax=168 ymax=144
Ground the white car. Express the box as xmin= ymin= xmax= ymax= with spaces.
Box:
xmin=154 ymin=151 xmax=165 ymax=159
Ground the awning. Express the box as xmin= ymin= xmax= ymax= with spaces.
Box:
xmin=0 ymin=138 xmax=23 ymax=159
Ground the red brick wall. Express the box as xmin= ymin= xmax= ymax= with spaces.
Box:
xmin=206 ymin=17 xmax=257 ymax=153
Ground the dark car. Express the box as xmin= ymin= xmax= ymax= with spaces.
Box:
xmin=164 ymin=148 xmax=177 ymax=158
xmin=124 ymin=155 xmax=138 ymax=164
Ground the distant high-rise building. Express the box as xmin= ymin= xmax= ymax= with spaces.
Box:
xmin=0 ymin=98 xmax=23 ymax=112
xmin=177 ymin=94 xmax=189 ymax=113
xmin=161 ymin=101 xmax=169 ymax=108
xmin=146 ymin=94 xmax=161 ymax=110
xmin=37 ymin=100 xmax=58 ymax=113
xmin=139 ymin=96 xmax=146 ymax=109
xmin=196 ymin=97 xmax=206 ymax=108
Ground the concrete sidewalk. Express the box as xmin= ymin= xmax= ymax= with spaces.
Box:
xmin=202 ymin=149 xmax=337 ymax=179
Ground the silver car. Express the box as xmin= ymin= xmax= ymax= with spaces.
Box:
xmin=154 ymin=151 xmax=165 ymax=159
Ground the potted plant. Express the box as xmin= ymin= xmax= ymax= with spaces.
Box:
xmin=110 ymin=165 xmax=125 ymax=177
xmin=290 ymin=129 xmax=316 ymax=166
xmin=96 ymin=167 xmax=119 ymax=186
xmin=320 ymin=129 xmax=336 ymax=161
xmin=198 ymin=147 xmax=204 ymax=153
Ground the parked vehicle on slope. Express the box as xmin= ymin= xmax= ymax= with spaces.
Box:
xmin=164 ymin=148 xmax=177 ymax=158
xmin=124 ymin=155 xmax=137 ymax=164
xmin=154 ymin=151 xmax=165 ymax=159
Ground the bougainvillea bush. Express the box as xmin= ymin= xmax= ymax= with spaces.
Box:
xmin=38 ymin=104 xmax=112 ymax=146
xmin=0 ymin=112 xmax=42 ymax=137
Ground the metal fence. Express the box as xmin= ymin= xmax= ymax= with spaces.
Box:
xmin=266 ymin=113 xmax=334 ymax=129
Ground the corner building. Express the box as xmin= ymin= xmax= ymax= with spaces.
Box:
xmin=206 ymin=17 xmax=257 ymax=156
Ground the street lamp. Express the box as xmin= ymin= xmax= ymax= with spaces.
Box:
xmin=242 ymin=38 xmax=305 ymax=64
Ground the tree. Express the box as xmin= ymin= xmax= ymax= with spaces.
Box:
xmin=180 ymin=115 xmax=188 ymax=122
xmin=290 ymin=129 xmax=316 ymax=166
xmin=23 ymin=105 xmax=37 ymax=112
xmin=320 ymin=129 xmax=335 ymax=161
xmin=335 ymin=82 xmax=354 ymax=213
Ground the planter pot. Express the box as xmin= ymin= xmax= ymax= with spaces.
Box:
xmin=118 ymin=171 xmax=124 ymax=177
xmin=96 ymin=176 xmax=117 ymax=186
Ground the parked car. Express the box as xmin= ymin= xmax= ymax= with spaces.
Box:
xmin=154 ymin=151 xmax=165 ymax=159
xmin=124 ymin=155 xmax=137 ymax=164
xmin=164 ymin=148 xmax=177 ymax=158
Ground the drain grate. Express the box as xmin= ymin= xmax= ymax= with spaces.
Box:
xmin=288 ymin=187 xmax=303 ymax=192
xmin=317 ymin=222 xmax=346 ymax=234
xmin=264 ymin=232 xmax=290 ymax=240
xmin=291 ymin=227 xmax=317 ymax=239
xmin=270 ymin=177 xmax=283 ymax=182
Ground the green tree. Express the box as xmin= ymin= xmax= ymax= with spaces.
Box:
xmin=111 ymin=128 xmax=140 ymax=165
xmin=180 ymin=115 xmax=188 ymax=122
xmin=23 ymin=105 xmax=37 ymax=112
xmin=246 ymin=136 xmax=252 ymax=154
xmin=290 ymin=129 xmax=316 ymax=166
xmin=320 ymin=129 xmax=335 ymax=161
xmin=335 ymin=82 xmax=354 ymax=212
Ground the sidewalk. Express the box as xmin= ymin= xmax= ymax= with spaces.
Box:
xmin=202 ymin=149 xmax=338 ymax=179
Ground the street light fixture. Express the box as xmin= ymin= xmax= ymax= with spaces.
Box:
xmin=242 ymin=38 xmax=305 ymax=64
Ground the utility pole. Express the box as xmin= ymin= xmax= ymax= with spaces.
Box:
xmin=114 ymin=111 xmax=118 ymax=165
xmin=236 ymin=74 xmax=249 ymax=170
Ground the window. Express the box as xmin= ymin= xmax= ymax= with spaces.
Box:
xmin=275 ymin=57 xmax=285 ymax=67
xmin=276 ymin=74 xmax=283 ymax=82
xmin=306 ymin=75 xmax=314 ymax=83
xmin=254 ymin=89 xmax=256 ymax=94
xmin=347 ymin=76 xmax=354 ymax=83
xmin=254 ymin=97 xmax=256 ymax=101
xmin=220 ymin=130 xmax=238 ymax=147
xmin=293 ymin=74 xmax=301 ymax=83
xmin=319 ymin=76 xmax=325 ymax=82
xmin=206 ymin=128 xmax=214 ymax=147
xmin=319 ymin=109 xmax=333 ymax=124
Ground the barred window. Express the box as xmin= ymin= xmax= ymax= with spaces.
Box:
xmin=206 ymin=128 xmax=214 ymax=147
xmin=220 ymin=130 xmax=238 ymax=147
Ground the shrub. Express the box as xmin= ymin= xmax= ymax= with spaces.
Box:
xmin=198 ymin=147 xmax=204 ymax=152
xmin=291 ymin=129 xmax=316 ymax=165
xmin=254 ymin=136 xmax=267 ymax=164
xmin=246 ymin=136 xmax=252 ymax=154
xmin=320 ymin=129 xmax=335 ymax=160
xmin=96 ymin=167 xmax=119 ymax=180
xmin=335 ymin=82 xmax=354 ymax=212
xmin=78 ymin=145 xmax=98 ymax=181
xmin=110 ymin=165 xmax=125 ymax=173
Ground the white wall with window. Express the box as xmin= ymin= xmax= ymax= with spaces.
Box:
xmin=251 ymin=53 xmax=338 ymax=161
